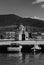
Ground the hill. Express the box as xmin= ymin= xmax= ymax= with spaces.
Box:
xmin=0 ymin=14 xmax=44 ymax=28
xmin=0 ymin=14 xmax=22 ymax=26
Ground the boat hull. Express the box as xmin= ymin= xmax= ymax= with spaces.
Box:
xmin=7 ymin=46 xmax=22 ymax=52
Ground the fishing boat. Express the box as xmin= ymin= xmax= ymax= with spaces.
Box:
xmin=7 ymin=43 xmax=22 ymax=52
xmin=31 ymin=44 xmax=41 ymax=52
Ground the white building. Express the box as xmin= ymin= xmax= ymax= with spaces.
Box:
xmin=18 ymin=24 xmax=29 ymax=41
xmin=6 ymin=31 xmax=15 ymax=39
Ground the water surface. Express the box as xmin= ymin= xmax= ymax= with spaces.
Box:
xmin=0 ymin=52 xmax=44 ymax=65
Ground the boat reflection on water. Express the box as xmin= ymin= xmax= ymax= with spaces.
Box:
xmin=7 ymin=51 xmax=41 ymax=62
xmin=8 ymin=52 xmax=22 ymax=57
xmin=0 ymin=51 xmax=44 ymax=65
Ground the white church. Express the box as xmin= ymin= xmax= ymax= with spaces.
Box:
xmin=18 ymin=24 xmax=29 ymax=41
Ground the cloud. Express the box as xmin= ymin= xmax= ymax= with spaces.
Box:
xmin=41 ymin=4 xmax=44 ymax=8
xmin=32 ymin=0 xmax=44 ymax=4
xmin=31 ymin=16 xmax=44 ymax=20
xmin=32 ymin=0 xmax=44 ymax=8
xmin=33 ymin=16 xmax=40 ymax=19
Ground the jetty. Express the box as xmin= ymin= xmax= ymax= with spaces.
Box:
xmin=0 ymin=39 xmax=44 ymax=45
xmin=0 ymin=39 xmax=44 ymax=52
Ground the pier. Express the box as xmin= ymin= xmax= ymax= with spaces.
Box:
xmin=0 ymin=39 xmax=44 ymax=52
xmin=0 ymin=39 xmax=44 ymax=45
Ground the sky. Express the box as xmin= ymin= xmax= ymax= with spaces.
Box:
xmin=0 ymin=0 xmax=44 ymax=19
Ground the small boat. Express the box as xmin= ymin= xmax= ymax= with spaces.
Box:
xmin=31 ymin=44 xmax=41 ymax=52
xmin=8 ymin=52 xmax=22 ymax=57
xmin=7 ymin=43 xmax=22 ymax=52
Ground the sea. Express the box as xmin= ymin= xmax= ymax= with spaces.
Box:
xmin=0 ymin=51 xmax=44 ymax=65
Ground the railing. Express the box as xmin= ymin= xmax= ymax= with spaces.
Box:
xmin=0 ymin=38 xmax=44 ymax=41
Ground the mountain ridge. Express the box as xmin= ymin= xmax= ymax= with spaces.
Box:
xmin=0 ymin=14 xmax=44 ymax=28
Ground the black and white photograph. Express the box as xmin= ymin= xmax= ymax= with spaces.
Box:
xmin=0 ymin=0 xmax=44 ymax=65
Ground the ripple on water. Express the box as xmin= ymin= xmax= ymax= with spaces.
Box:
xmin=0 ymin=52 xmax=44 ymax=65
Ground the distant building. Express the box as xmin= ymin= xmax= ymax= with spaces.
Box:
xmin=4 ymin=24 xmax=33 ymax=40
xmin=1 ymin=24 xmax=42 ymax=40
xmin=6 ymin=31 xmax=15 ymax=39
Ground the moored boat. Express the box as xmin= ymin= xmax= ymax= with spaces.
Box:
xmin=7 ymin=43 xmax=22 ymax=52
xmin=31 ymin=44 xmax=41 ymax=52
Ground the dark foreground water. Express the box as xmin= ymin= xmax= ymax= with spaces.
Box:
xmin=0 ymin=51 xmax=44 ymax=65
